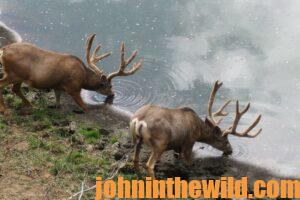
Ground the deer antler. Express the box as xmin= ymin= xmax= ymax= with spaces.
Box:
xmin=223 ymin=101 xmax=262 ymax=138
xmin=107 ymin=42 xmax=143 ymax=82
xmin=207 ymin=81 xmax=232 ymax=126
xmin=85 ymin=34 xmax=111 ymax=76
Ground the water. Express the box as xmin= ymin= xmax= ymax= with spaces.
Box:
xmin=1 ymin=0 xmax=299 ymax=179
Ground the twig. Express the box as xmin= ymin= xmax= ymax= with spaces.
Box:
xmin=68 ymin=155 xmax=129 ymax=200
xmin=78 ymin=181 xmax=84 ymax=200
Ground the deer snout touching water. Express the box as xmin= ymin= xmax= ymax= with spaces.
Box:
xmin=130 ymin=81 xmax=262 ymax=178
xmin=0 ymin=34 xmax=143 ymax=114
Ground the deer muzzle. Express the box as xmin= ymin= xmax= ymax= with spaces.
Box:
xmin=222 ymin=143 xmax=233 ymax=156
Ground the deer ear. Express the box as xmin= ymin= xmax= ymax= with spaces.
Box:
xmin=213 ymin=126 xmax=222 ymax=135
xmin=205 ymin=118 xmax=215 ymax=128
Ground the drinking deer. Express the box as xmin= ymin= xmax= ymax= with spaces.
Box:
xmin=130 ymin=81 xmax=262 ymax=178
xmin=0 ymin=34 xmax=143 ymax=114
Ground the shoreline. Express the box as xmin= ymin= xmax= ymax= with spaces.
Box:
xmin=0 ymin=86 xmax=298 ymax=199
xmin=81 ymin=89 xmax=132 ymax=123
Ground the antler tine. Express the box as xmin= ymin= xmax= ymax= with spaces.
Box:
xmin=207 ymin=81 xmax=221 ymax=125
xmin=85 ymin=33 xmax=111 ymax=76
xmin=240 ymin=114 xmax=262 ymax=137
xmin=120 ymin=42 xmax=126 ymax=69
xmin=224 ymin=101 xmax=262 ymax=138
xmin=213 ymin=100 xmax=232 ymax=117
xmin=207 ymin=81 xmax=231 ymax=126
xmin=107 ymin=42 xmax=143 ymax=82
xmin=126 ymin=50 xmax=138 ymax=67
xmin=85 ymin=34 xmax=96 ymax=67
xmin=93 ymin=46 xmax=111 ymax=63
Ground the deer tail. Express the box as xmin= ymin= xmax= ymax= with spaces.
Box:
xmin=130 ymin=118 xmax=148 ymax=144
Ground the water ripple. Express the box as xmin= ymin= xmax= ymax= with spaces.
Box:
xmin=83 ymin=57 xmax=186 ymax=112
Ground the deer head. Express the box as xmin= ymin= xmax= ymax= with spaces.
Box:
xmin=85 ymin=34 xmax=143 ymax=100
xmin=204 ymin=81 xmax=262 ymax=155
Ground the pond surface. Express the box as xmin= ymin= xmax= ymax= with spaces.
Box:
xmin=1 ymin=0 xmax=299 ymax=179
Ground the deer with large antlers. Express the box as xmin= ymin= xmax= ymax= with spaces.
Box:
xmin=130 ymin=81 xmax=262 ymax=178
xmin=0 ymin=34 xmax=142 ymax=114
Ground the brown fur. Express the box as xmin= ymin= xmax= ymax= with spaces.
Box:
xmin=130 ymin=105 xmax=232 ymax=178
xmin=0 ymin=42 xmax=113 ymax=113
xmin=130 ymin=81 xmax=262 ymax=178
xmin=0 ymin=34 xmax=143 ymax=114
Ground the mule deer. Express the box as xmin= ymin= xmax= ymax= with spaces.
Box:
xmin=130 ymin=81 xmax=262 ymax=178
xmin=0 ymin=34 xmax=143 ymax=114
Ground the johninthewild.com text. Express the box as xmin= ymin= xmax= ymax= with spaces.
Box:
xmin=95 ymin=176 xmax=299 ymax=199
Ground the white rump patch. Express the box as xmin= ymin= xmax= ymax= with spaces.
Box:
xmin=130 ymin=118 xmax=147 ymax=137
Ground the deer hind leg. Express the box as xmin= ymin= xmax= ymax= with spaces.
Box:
xmin=12 ymin=83 xmax=31 ymax=107
xmin=0 ymin=75 xmax=10 ymax=113
xmin=133 ymin=138 xmax=143 ymax=177
xmin=68 ymin=91 xmax=88 ymax=113
xmin=146 ymin=146 xmax=165 ymax=179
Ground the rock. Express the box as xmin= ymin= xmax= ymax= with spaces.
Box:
xmin=111 ymin=142 xmax=120 ymax=149
xmin=99 ymin=128 xmax=110 ymax=136
xmin=32 ymin=122 xmax=49 ymax=131
xmin=121 ymin=141 xmax=132 ymax=149
xmin=52 ymin=119 xmax=70 ymax=126
xmin=86 ymin=144 xmax=94 ymax=152
xmin=111 ymin=142 xmax=125 ymax=160
xmin=119 ymin=163 xmax=135 ymax=174
xmin=14 ymin=141 xmax=29 ymax=151
xmin=42 ymin=171 xmax=52 ymax=179
xmin=41 ymin=131 xmax=51 ymax=138
xmin=68 ymin=121 xmax=76 ymax=134
xmin=54 ymin=127 xmax=73 ymax=137
xmin=95 ymin=140 xmax=106 ymax=150
xmin=113 ymin=150 xmax=125 ymax=160
xmin=70 ymin=134 xmax=84 ymax=145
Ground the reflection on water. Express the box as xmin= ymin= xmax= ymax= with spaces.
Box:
xmin=1 ymin=0 xmax=299 ymax=179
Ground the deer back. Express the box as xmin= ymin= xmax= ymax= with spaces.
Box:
xmin=0 ymin=43 xmax=87 ymax=89
xmin=131 ymin=105 xmax=204 ymax=150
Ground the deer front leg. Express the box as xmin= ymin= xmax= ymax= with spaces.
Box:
xmin=12 ymin=83 xmax=32 ymax=107
xmin=181 ymin=142 xmax=194 ymax=167
xmin=0 ymin=75 xmax=10 ymax=114
xmin=69 ymin=91 xmax=88 ymax=113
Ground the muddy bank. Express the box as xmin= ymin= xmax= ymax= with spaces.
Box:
xmin=79 ymin=92 xmax=299 ymax=184
xmin=0 ymin=89 xmax=298 ymax=200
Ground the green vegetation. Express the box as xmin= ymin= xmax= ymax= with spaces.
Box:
xmin=0 ymin=90 xmax=127 ymax=199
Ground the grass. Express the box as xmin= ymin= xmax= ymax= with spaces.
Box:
xmin=110 ymin=135 xmax=119 ymax=144
xmin=0 ymin=90 xmax=124 ymax=199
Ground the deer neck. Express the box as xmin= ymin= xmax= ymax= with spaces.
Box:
xmin=83 ymin=68 xmax=102 ymax=90
xmin=196 ymin=118 xmax=215 ymax=141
